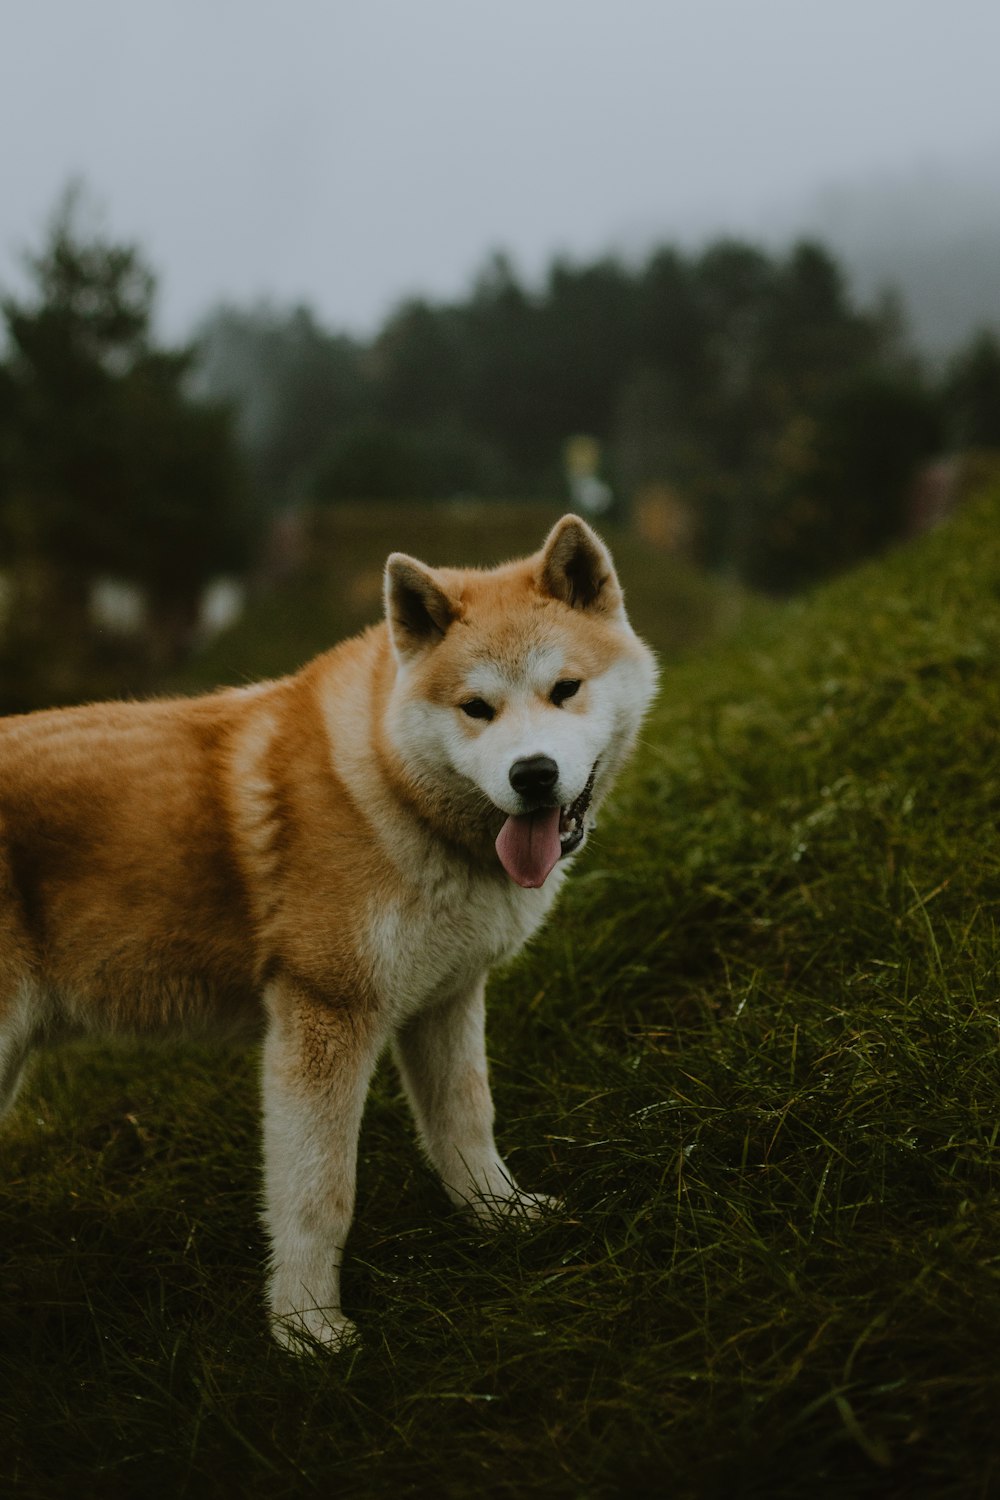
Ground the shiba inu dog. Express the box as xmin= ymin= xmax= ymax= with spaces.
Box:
xmin=0 ymin=515 xmax=657 ymax=1350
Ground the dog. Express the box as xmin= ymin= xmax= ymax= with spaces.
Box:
xmin=0 ymin=514 xmax=657 ymax=1349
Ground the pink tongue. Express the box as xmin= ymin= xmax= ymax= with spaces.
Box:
xmin=495 ymin=807 xmax=562 ymax=888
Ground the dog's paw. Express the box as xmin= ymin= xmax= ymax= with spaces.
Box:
xmin=471 ymin=1188 xmax=561 ymax=1226
xmin=270 ymin=1307 xmax=360 ymax=1356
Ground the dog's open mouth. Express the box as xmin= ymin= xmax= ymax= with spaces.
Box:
xmin=558 ymin=765 xmax=596 ymax=858
xmin=495 ymin=764 xmax=597 ymax=889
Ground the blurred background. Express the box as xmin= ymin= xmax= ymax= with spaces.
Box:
xmin=1 ymin=0 xmax=998 ymax=711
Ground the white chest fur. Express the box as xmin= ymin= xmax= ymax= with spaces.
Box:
xmin=366 ymin=855 xmax=562 ymax=1022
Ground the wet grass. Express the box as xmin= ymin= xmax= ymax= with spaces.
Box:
xmin=4 ymin=489 xmax=1000 ymax=1496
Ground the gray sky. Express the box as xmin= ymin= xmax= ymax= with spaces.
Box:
xmin=2 ymin=0 xmax=999 ymax=340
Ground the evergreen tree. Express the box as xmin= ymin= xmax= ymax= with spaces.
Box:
xmin=0 ymin=188 xmax=251 ymax=704
xmin=943 ymin=330 xmax=1000 ymax=448
xmin=193 ymin=301 xmax=366 ymax=505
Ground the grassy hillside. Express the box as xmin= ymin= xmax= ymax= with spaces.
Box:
xmin=3 ymin=487 xmax=1000 ymax=1497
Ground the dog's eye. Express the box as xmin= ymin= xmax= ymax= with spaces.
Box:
xmin=550 ymin=679 xmax=581 ymax=707
xmin=460 ymin=697 xmax=495 ymax=722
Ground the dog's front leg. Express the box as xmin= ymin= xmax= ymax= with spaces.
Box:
xmin=393 ymin=978 xmax=554 ymax=1221
xmin=261 ymin=986 xmax=380 ymax=1352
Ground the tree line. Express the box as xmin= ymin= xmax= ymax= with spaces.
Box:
xmin=2 ymin=191 xmax=999 ymax=709
xmin=196 ymin=241 xmax=1000 ymax=591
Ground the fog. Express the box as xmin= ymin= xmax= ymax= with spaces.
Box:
xmin=2 ymin=0 xmax=998 ymax=348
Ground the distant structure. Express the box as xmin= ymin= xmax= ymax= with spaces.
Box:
xmin=631 ymin=483 xmax=696 ymax=557
xmin=564 ymin=435 xmax=613 ymax=517
xmin=906 ymin=458 xmax=961 ymax=536
xmin=86 ymin=575 xmax=245 ymax=645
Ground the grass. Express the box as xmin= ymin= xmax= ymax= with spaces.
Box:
xmin=4 ymin=486 xmax=1000 ymax=1496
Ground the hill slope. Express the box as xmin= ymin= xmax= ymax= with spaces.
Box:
xmin=3 ymin=487 xmax=1000 ymax=1496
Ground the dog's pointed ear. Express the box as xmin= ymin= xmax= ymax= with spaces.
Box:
xmin=537 ymin=514 xmax=623 ymax=615
xmin=385 ymin=553 xmax=457 ymax=659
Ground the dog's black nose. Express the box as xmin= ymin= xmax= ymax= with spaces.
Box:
xmin=509 ymin=755 xmax=559 ymax=800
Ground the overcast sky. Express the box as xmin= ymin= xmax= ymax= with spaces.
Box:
xmin=2 ymin=0 xmax=999 ymax=340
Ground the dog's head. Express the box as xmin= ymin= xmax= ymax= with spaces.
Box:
xmin=383 ymin=515 xmax=658 ymax=888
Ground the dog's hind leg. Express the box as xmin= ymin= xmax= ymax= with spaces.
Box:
xmin=393 ymin=977 xmax=555 ymax=1222
xmin=1 ymin=841 xmax=41 ymax=1120
xmin=0 ymin=984 xmax=38 ymax=1120
xmin=260 ymin=982 xmax=382 ymax=1353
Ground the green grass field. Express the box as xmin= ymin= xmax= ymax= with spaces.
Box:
xmin=3 ymin=488 xmax=1000 ymax=1497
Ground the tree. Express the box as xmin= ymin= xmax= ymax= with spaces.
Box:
xmin=942 ymin=330 xmax=1000 ymax=448
xmin=192 ymin=301 xmax=366 ymax=506
xmin=745 ymin=373 xmax=943 ymax=591
xmin=0 ymin=188 xmax=252 ymax=702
